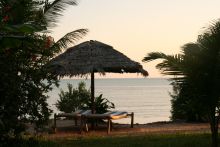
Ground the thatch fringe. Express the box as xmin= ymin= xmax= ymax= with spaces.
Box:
xmin=49 ymin=40 xmax=148 ymax=77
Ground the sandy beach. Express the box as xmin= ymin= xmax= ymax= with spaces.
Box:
xmin=42 ymin=120 xmax=211 ymax=140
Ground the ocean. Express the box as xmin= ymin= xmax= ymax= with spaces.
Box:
xmin=47 ymin=78 xmax=172 ymax=124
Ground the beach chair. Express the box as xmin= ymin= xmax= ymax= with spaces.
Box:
xmin=53 ymin=110 xmax=91 ymax=133
xmin=83 ymin=111 xmax=134 ymax=134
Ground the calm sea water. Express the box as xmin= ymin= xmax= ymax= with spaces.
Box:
xmin=47 ymin=78 xmax=172 ymax=124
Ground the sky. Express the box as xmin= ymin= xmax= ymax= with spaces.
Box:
xmin=51 ymin=0 xmax=220 ymax=78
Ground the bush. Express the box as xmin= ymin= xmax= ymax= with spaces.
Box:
xmin=56 ymin=82 xmax=115 ymax=113
xmin=85 ymin=94 xmax=115 ymax=114
xmin=56 ymin=82 xmax=90 ymax=113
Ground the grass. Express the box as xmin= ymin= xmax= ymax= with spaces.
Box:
xmin=2 ymin=133 xmax=216 ymax=147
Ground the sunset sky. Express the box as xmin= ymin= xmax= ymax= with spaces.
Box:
xmin=51 ymin=0 xmax=220 ymax=78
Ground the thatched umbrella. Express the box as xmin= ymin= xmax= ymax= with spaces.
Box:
xmin=49 ymin=40 xmax=148 ymax=113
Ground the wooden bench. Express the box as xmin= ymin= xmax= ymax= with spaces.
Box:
xmin=83 ymin=111 xmax=134 ymax=134
xmin=53 ymin=110 xmax=91 ymax=133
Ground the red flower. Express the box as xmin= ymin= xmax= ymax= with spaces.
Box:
xmin=31 ymin=55 xmax=37 ymax=61
xmin=2 ymin=15 xmax=9 ymax=22
xmin=44 ymin=36 xmax=54 ymax=49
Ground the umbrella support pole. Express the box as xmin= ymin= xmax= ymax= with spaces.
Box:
xmin=91 ymin=72 xmax=95 ymax=129
xmin=91 ymin=72 xmax=95 ymax=114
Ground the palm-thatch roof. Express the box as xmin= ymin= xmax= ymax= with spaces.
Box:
xmin=49 ymin=40 xmax=148 ymax=77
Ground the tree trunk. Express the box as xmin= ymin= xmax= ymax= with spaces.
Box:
xmin=210 ymin=111 xmax=219 ymax=147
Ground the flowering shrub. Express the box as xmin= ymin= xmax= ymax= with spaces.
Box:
xmin=0 ymin=0 xmax=87 ymax=138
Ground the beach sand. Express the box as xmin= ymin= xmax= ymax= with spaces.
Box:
xmin=41 ymin=120 xmax=210 ymax=140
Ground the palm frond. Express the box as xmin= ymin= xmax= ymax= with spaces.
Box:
xmin=143 ymin=52 xmax=185 ymax=77
xmin=142 ymin=52 xmax=168 ymax=62
xmin=44 ymin=0 xmax=77 ymax=28
xmin=2 ymin=23 xmax=46 ymax=33
xmin=51 ymin=29 xmax=88 ymax=52
xmin=156 ymin=61 xmax=184 ymax=76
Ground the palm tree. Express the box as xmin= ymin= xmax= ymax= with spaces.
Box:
xmin=0 ymin=0 xmax=88 ymax=51
xmin=143 ymin=44 xmax=204 ymax=121
xmin=143 ymin=21 xmax=220 ymax=147
xmin=43 ymin=0 xmax=88 ymax=51
xmin=0 ymin=0 xmax=88 ymax=137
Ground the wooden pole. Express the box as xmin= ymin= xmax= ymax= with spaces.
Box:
xmin=54 ymin=113 xmax=57 ymax=133
xmin=91 ymin=71 xmax=95 ymax=129
xmin=91 ymin=71 xmax=95 ymax=114
xmin=131 ymin=112 xmax=134 ymax=128
xmin=107 ymin=119 xmax=111 ymax=134
xmin=80 ymin=116 xmax=83 ymax=134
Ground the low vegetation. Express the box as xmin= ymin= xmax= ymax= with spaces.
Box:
xmin=56 ymin=82 xmax=115 ymax=114
xmin=3 ymin=133 xmax=216 ymax=147
xmin=56 ymin=82 xmax=91 ymax=113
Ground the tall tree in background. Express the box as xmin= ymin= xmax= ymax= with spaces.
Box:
xmin=0 ymin=0 xmax=87 ymax=138
xmin=143 ymin=43 xmax=205 ymax=122
xmin=143 ymin=21 xmax=220 ymax=147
